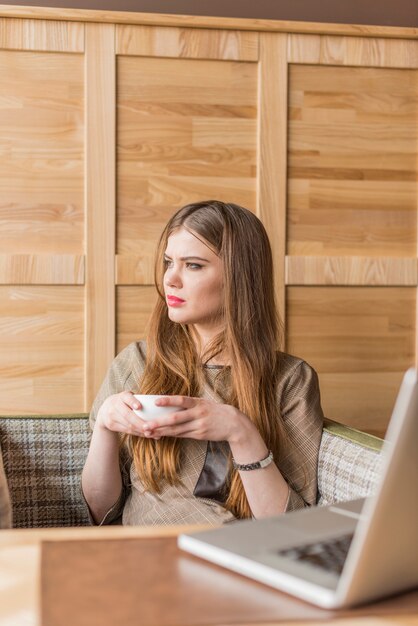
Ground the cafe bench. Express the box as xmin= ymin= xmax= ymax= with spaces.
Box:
xmin=0 ymin=415 xmax=383 ymax=528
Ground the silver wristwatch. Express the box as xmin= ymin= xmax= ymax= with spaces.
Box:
xmin=232 ymin=450 xmax=274 ymax=471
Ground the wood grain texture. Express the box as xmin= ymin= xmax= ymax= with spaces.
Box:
xmin=0 ymin=6 xmax=417 ymax=38
xmin=0 ymin=254 xmax=84 ymax=284
xmin=0 ymin=49 xmax=84 ymax=254
xmin=116 ymin=286 xmax=157 ymax=354
xmin=85 ymin=24 xmax=116 ymax=409
xmin=286 ymin=256 xmax=418 ymax=286
xmin=287 ymin=65 xmax=418 ymax=257
xmin=0 ymin=286 xmax=84 ymax=414
xmin=0 ymin=17 xmax=84 ymax=52
xmin=317 ymin=372 xmax=406 ymax=438
xmin=116 ymin=25 xmax=258 ymax=61
xmin=286 ymin=286 xmax=416 ymax=435
xmin=115 ymin=255 xmax=154 ymax=285
xmin=41 ymin=536 xmax=418 ymax=626
xmin=288 ymin=34 xmax=418 ymax=68
xmin=117 ymin=55 xmax=257 ymax=266
xmin=257 ymin=32 xmax=287 ymax=331
xmin=0 ymin=15 xmax=416 ymax=431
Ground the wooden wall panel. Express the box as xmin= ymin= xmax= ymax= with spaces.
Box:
xmin=288 ymin=35 xmax=418 ymax=68
xmin=0 ymin=286 xmax=84 ymax=414
xmin=116 ymin=286 xmax=157 ymax=354
xmin=287 ymin=65 xmax=417 ymax=257
xmin=84 ymin=24 xmax=116 ymax=408
xmin=116 ymin=25 xmax=258 ymax=61
xmin=258 ymin=32 xmax=287 ymax=324
xmin=286 ymin=256 xmax=417 ymax=286
xmin=0 ymin=49 xmax=84 ymax=255
xmin=0 ymin=10 xmax=416 ymax=433
xmin=0 ymin=18 xmax=84 ymax=52
xmin=117 ymin=53 xmax=258 ymax=283
xmin=0 ymin=22 xmax=86 ymax=415
xmin=285 ymin=48 xmax=418 ymax=435
xmin=286 ymin=286 xmax=416 ymax=437
xmin=0 ymin=254 xmax=84 ymax=284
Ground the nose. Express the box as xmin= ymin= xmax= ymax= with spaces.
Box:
xmin=164 ymin=264 xmax=182 ymax=289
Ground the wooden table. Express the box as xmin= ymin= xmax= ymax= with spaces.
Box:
xmin=0 ymin=525 xmax=417 ymax=626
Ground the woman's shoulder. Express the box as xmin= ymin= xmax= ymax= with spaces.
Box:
xmin=116 ymin=339 xmax=147 ymax=361
xmin=109 ymin=340 xmax=147 ymax=379
xmin=277 ymin=350 xmax=315 ymax=371
xmin=276 ymin=351 xmax=319 ymax=388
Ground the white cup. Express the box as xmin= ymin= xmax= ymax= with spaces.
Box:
xmin=132 ymin=394 xmax=181 ymax=421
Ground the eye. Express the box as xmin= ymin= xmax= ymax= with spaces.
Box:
xmin=164 ymin=258 xmax=173 ymax=268
xmin=186 ymin=263 xmax=203 ymax=270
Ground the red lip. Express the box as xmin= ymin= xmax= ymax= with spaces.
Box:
xmin=167 ymin=295 xmax=185 ymax=306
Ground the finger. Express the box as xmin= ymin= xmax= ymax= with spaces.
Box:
xmin=114 ymin=406 xmax=148 ymax=434
xmin=155 ymin=395 xmax=196 ymax=410
xmin=142 ymin=428 xmax=168 ymax=439
xmin=121 ymin=391 xmax=142 ymax=410
xmin=143 ymin=408 xmax=195 ymax=431
xmin=147 ymin=421 xmax=200 ymax=439
xmin=107 ymin=416 xmax=140 ymax=435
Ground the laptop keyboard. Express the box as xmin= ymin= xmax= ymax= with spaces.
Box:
xmin=277 ymin=533 xmax=354 ymax=575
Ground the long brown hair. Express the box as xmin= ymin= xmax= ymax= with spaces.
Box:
xmin=125 ymin=200 xmax=288 ymax=518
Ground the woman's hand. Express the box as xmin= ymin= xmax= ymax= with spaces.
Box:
xmin=141 ymin=396 xmax=257 ymax=444
xmin=96 ymin=391 xmax=149 ymax=437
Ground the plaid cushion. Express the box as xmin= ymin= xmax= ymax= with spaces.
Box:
xmin=317 ymin=427 xmax=383 ymax=506
xmin=0 ymin=415 xmax=91 ymax=528
xmin=0 ymin=414 xmax=383 ymax=528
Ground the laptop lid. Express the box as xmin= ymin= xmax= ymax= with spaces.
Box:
xmin=336 ymin=367 xmax=418 ymax=606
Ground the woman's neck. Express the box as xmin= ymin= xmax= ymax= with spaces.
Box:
xmin=190 ymin=324 xmax=228 ymax=366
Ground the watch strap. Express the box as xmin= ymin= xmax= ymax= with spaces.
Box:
xmin=232 ymin=450 xmax=274 ymax=471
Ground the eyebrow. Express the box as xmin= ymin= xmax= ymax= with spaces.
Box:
xmin=164 ymin=254 xmax=210 ymax=262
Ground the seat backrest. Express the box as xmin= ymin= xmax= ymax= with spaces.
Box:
xmin=0 ymin=414 xmax=384 ymax=528
xmin=0 ymin=415 xmax=91 ymax=528
xmin=318 ymin=419 xmax=383 ymax=506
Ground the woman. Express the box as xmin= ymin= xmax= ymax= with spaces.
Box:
xmin=82 ymin=200 xmax=323 ymax=526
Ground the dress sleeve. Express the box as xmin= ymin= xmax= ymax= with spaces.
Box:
xmin=89 ymin=342 xmax=142 ymax=430
xmin=85 ymin=342 xmax=144 ymax=525
xmin=278 ymin=360 xmax=324 ymax=512
xmin=0 ymin=445 xmax=12 ymax=529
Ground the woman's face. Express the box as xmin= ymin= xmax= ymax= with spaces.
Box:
xmin=163 ymin=226 xmax=224 ymax=337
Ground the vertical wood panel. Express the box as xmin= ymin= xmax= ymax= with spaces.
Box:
xmin=85 ymin=24 xmax=116 ymax=409
xmin=258 ymin=32 xmax=287 ymax=332
xmin=0 ymin=25 xmax=85 ymax=415
xmin=285 ymin=48 xmax=418 ymax=434
xmin=116 ymin=286 xmax=157 ymax=354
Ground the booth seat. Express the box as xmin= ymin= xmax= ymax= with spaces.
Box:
xmin=0 ymin=415 xmax=383 ymax=529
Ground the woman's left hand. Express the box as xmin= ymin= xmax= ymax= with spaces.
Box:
xmin=141 ymin=395 xmax=255 ymax=444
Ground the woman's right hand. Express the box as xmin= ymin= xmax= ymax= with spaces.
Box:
xmin=96 ymin=391 xmax=146 ymax=436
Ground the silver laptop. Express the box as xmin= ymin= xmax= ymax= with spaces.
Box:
xmin=178 ymin=368 xmax=418 ymax=609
